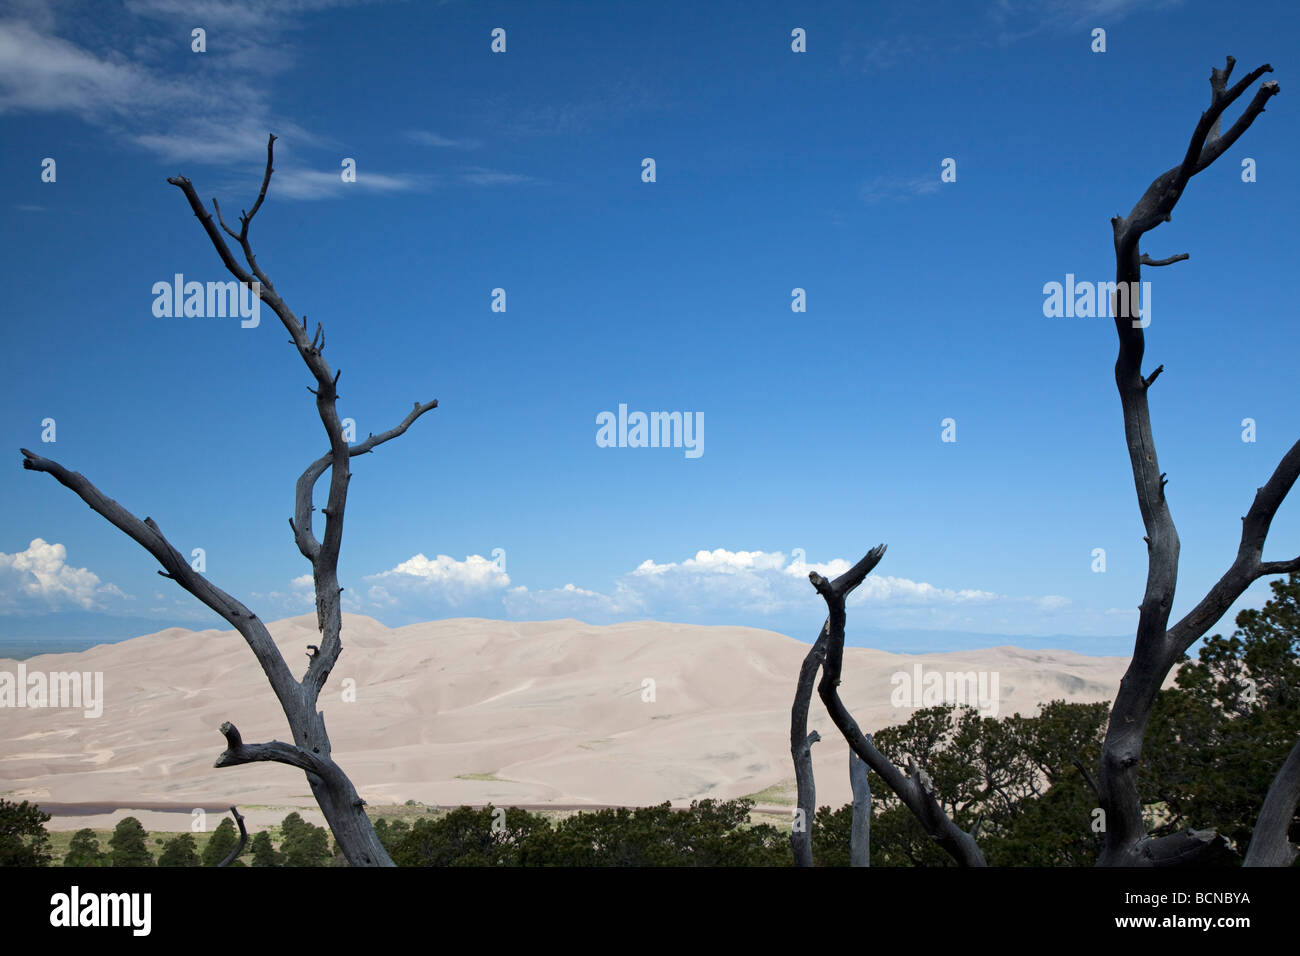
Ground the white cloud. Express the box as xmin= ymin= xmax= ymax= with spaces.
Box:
xmin=0 ymin=20 xmax=157 ymax=119
xmin=501 ymin=548 xmax=1062 ymax=630
xmin=332 ymin=543 xmax=1272 ymax=643
xmin=0 ymin=538 xmax=126 ymax=612
xmin=123 ymin=0 xmax=392 ymax=31
xmin=624 ymin=549 xmax=803 ymax=615
xmin=785 ymin=552 xmax=854 ymax=579
xmin=131 ymin=118 xmax=322 ymax=166
xmin=363 ymin=553 xmax=511 ymax=609
xmin=636 ymin=548 xmax=787 ymax=575
xmin=0 ymin=0 xmax=423 ymax=200
xmin=268 ymin=168 xmax=431 ymax=200
xmin=846 ymin=574 xmax=998 ymax=605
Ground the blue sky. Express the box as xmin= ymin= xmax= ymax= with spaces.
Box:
xmin=1 ymin=0 xmax=1297 ymax=656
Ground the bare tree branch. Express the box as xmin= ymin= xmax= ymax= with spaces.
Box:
xmin=849 ymin=748 xmax=871 ymax=867
xmin=1142 ymin=828 xmax=1231 ymax=866
xmin=294 ymin=398 xmax=437 ymax=693
xmin=1096 ymin=58 xmax=1284 ymax=866
xmin=23 ymin=135 xmax=436 ymax=866
xmin=1140 ymin=253 xmax=1189 ymax=267
xmin=214 ymin=722 xmax=330 ymax=775
xmin=790 ymin=548 xmax=889 ymax=865
xmin=217 ymin=806 xmax=248 ymax=868
xmin=1116 ymin=58 xmax=1277 ymax=248
xmin=790 ymin=622 xmax=827 ymax=867
xmin=810 ymin=545 xmax=986 ymax=866
xmin=1244 ymin=736 xmax=1300 ymax=867
xmin=1072 ymin=757 xmax=1101 ymax=801
xmin=1165 ymin=439 xmax=1300 ymax=656
xmin=18 ymin=449 xmax=298 ymax=704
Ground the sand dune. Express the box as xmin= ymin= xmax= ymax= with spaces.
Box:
xmin=0 ymin=614 xmax=1134 ymax=831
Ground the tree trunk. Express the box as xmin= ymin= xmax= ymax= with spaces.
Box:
xmin=1095 ymin=57 xmax=1290 ymax=866
xmin=789 ymin=623 xmax=827 ymax=867
xmin=22 ymin=135 xmax=439 ymax=866
xmin=808 ymin=546 xmax=986 ymax=866
xmin=849 ymin=749 xmax=871 ymax=867
xmin=1244 ymin=736 xmax=1300 ymax=867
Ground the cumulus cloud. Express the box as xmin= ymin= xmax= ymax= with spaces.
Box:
xmin=636 ymin=548 xmax=786 ymax=575
xmin=849 ymin=575 xmax=999 ymax=605
xmin=363 ymin=553 xmax=511 ymax=612
xmin=236 ymin=544 xmax=1104 ymax=637
xmin=0 ymin=538 xmax=127 ymax=612
xmin=500 ymin=548 xmax=1057 ymax=631
xmin=623 ymin=549 xmax=804 ymax=615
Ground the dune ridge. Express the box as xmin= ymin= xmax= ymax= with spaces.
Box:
xmin=0 ymin=613 xmax=1133 ymax=831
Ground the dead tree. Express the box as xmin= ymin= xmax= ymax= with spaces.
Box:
xmin=1244 ymin=737 xmax=1300 ymax=866
xmin=792 ymin=58 xmax=1294 ymax=872
xmin=789 ymin=621 xmax=828 ymax=866
xmin=1095 ymin=56 xmax=1297 ymax=866
xmin=807 ymin=546 xmax=987 ymax=866
xmin=789 ymin=548 xmax=887 ymax=867
xmin=217 ymin=806 xmax=249 ymax=868
xmin=848 ymin=749 xmax=870 ymax=867
xmin=21 ymin=134 xmax=436 ymax=866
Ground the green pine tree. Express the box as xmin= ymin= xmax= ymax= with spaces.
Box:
xmin=280 ymin=813 xmax=331 ymax=867
xmin=157 ymin=833 xmax=201 ymax=867
xmin=202 ymin=817 xmax=242 ymax=866
xmin=108 ymin=817 xmax=154 ymax=867
xmin=0 ymin=799 xmax=52 ymax=867
xmin=1144 ymin=573 xmax=1300 ymax=857
xmin=250 ymin=830 xmax=283 ymax=867
xmin=63 ymin=828 xmax=107 ymax=867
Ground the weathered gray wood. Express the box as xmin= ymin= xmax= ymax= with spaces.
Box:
xmin=849 ymin=749 xmax=870 ymax=867
xmin=22 ymin=135 xmax=437 ymax=867
xmin=217 ymin=806 xmax=248 ymax=868
xmin=1244 ymin=736 xmax=1300 ymax=866
xmin=808 ymin=546 xmax=986 ymax=866
xmin=1097 ymin=58 xmax=1294 ymax=866
xmin=789 ymin=621 xmax=826 ymax=867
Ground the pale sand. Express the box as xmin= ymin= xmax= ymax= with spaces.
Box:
xmin=0 ymin=613 xmax=1134 ymax=831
